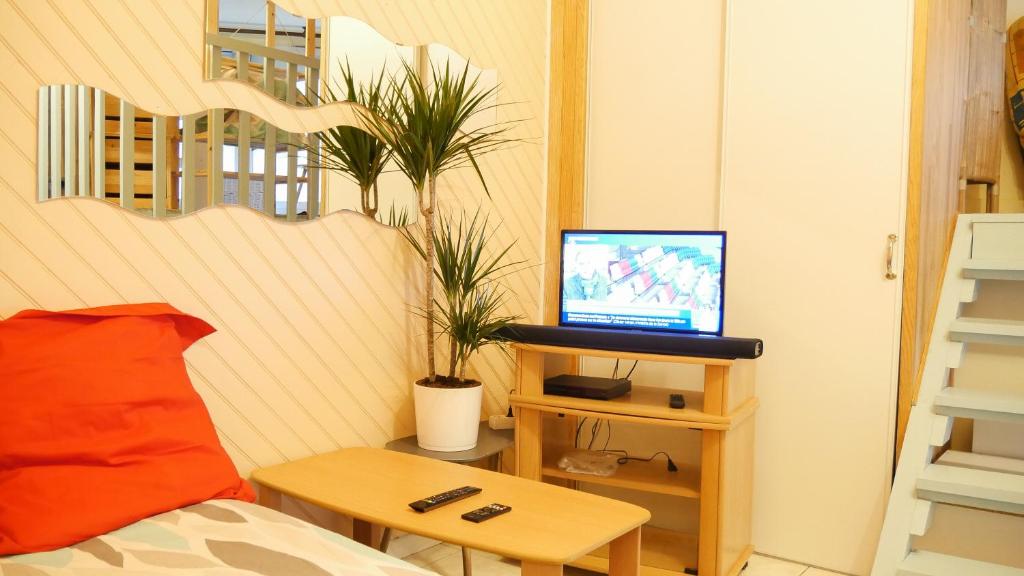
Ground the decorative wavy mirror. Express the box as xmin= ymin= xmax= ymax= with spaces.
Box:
xmin=36 ymin=0 xmax=497 ymax=224
xmin=37 ymin=87 xmax=318 ymax=220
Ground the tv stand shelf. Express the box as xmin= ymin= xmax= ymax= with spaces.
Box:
xmin=541 ymin=450 xmax=702 ymax=499
xmin=511 ymin=343 xmax=757 ymax=576
xmin=513 ymin=386 xmax=758 ymax=430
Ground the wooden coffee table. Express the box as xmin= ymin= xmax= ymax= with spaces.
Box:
xmin=251 ymin=447 xmax=650 ymax=576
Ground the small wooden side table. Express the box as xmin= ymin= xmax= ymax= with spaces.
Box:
xmin=384 ymin=422 xmax=514 ymax=574
xmin=385 ymin=422 xmax=513 ymax=469
xmin=252 ymin=447 xmax=650 ymax=576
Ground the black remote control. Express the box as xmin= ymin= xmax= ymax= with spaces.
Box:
xmin=461 ymin=503 xmax=511 ymax=523
xmin=669 ymin=393 xmax=686 ymax=409
xmin=409 ymin=486 xmax=482 ymax=512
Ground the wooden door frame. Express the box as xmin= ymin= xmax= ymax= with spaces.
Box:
xmin=896 ymin=0 xmax=977 ymax=460
xmin=544 ymin=0 xmax=589 ymax=325
xmin=896 ymin=0 xmax=932 ymax=463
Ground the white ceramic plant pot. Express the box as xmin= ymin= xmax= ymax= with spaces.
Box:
xmin=413 ymin=380 xmax=483 ymax=452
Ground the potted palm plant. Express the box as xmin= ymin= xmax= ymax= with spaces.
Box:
xmin=308 ymin=62 xmax=391 ymax=220
xmin=403 ymin=210 xmax=523 ymax=450
xmin=361 ymin=60 xmax=518 ymax=450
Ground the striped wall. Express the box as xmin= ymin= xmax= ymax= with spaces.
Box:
xmin=0 ymin=0 xmax=547 ymax=482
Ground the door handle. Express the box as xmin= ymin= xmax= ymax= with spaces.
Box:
xmin=885 ymin=234 xmax=898 ymax=280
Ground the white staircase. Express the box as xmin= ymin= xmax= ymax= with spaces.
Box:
xmin=872 ymin=214 xmax=1024 ymax=576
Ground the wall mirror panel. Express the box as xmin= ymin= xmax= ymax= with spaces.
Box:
xmin=206 ymin=0 xmax=321 ymax=107
xmin=37 ymin=86 xmax=319 ymax=220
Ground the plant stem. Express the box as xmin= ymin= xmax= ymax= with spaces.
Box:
xmin=361 ymin=184 xmax=378 ymax=219
xmin=371 ymin=180 xmax=379 ymax=219
xmin=449 ymin=335 xmax=457 ymax=379
xmin=424 ymin=176 xmax=437 ymax=382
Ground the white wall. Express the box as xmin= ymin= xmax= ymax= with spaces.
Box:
xmin=586 ymin=1 xmax=914 ymax=574
xmin=587 ymin=0 xmax=724 ymax=230
xmin=583 ymin=0 xmax=725 ymax=534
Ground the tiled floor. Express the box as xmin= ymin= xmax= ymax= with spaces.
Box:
xmin=401 ymin=542 xmax=850 ymax=576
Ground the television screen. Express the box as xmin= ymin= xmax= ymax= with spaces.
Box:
xmin=559 ymin=230 xmax=726 ymax=336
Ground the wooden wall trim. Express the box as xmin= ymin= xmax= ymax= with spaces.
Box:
xmin=896 ymin=0 xmax=975 ymax=461
xmin=895 ymin=0 xmax=930 ymax=463
xmin=544 ymin=0 xmax=589 ymax=325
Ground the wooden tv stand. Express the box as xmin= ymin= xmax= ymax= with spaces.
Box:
xmin=510 ymin=343 xmax=758 ymax=576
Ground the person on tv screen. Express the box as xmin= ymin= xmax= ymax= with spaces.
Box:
xmin=564 ymin=248 xmax=610 ymax=301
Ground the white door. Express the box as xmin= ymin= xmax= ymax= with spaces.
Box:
xmin=720 ymin=1 xmax=912 ymax=574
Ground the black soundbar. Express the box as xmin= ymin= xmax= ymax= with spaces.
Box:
xmin=496 ymin=324 xmax=762 ymax=359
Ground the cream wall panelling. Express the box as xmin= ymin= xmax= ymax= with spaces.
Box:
xmin=0 ymin=0 xmax=547 ymax=477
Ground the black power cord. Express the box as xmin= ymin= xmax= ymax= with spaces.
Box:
xmin=616 ymin=451 xmax=679 ymax=472
xmin=569 ymin=360 xmax=680 ymax=471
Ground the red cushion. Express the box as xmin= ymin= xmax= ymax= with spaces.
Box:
xmin=0 ymin=303 xmax=254 ymax=555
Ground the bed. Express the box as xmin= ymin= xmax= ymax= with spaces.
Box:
xmin=0 ymin=500 xmax=432 ymax=576
xmin=0 ymin=304 xmax=434 ymax=576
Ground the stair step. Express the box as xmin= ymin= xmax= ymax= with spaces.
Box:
xmin=938 ymin=450 xmax=1024 ymax=475
xmin=898 ymin=550 xmax=1024 ymax=576
xmin=105 ymin=118 xmax=154 ymax=139
xmin=105 ymin=139 xmax=154 ymax=164
xmin=916 ymin=463 xmax=1024 ymax=514
xmin=949 ymin=318 xmax=1024 ymax=345
xmin=934 ymin=387 xmax=1024 ymax=423
xmin=962 ymin=259 xmax=1024 ymax=280
xmin=104 ymin=170 xmax=155 ymax=195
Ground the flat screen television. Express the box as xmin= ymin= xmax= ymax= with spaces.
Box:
xmin=559 ymin=230 xmax=726 ymax=336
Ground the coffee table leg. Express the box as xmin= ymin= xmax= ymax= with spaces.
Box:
xmin=520 ymin=561 xmax=562 ymax=576
xmin=607 ymin=527 xmax=641 ymax=576
xmin=352 ymin=518 xmax=373 ymax=547
xmin=257 ymin=485 xmax=282 ymax=510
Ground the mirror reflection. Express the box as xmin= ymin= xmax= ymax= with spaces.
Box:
xmin=37 ymin=87 xmax=319 ymax=220
xmin=37 ymin=4 xmax=500 ymax=224
xmin=207 ymin=0 xmax=321 ymax=107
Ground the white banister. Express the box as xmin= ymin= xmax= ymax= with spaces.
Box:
xmin=207 ymin=33 xmax=319 ymax=70
xmin=93 ymin=88 xmax=105 ymax=199
xmin=305 ymin=68 xmax=319 ymax=218
xmin=286 ymin=130 xmax=297 ymax=221
xmin=152 ymin=114 xmax=167 ymax=217
xmin=238 ymin=110 xmax=251 ymax=208
xmin=182 ymin=113 xmax=197 ymax=214
xmin=285 ymin=62 xmax=298 ymax=221
xmin=49 ymin=86 xmax=61 ymax=198
xmin=209 ymin=109 xmax=224 ymax=205
xmin=119 ymin=100 xmax=135 ymax=209
xmin=236 ymin=50 xmax=249 ymax=83
xmin=76 ymin=86 xmax=90 ymax=197
xmin=263 ymin=125 xmax=277 ymax=216
xmin=63 ymin=85 xmax=76 ymax=197
xmin=286 ymin=62 xmax=297 ymax=105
